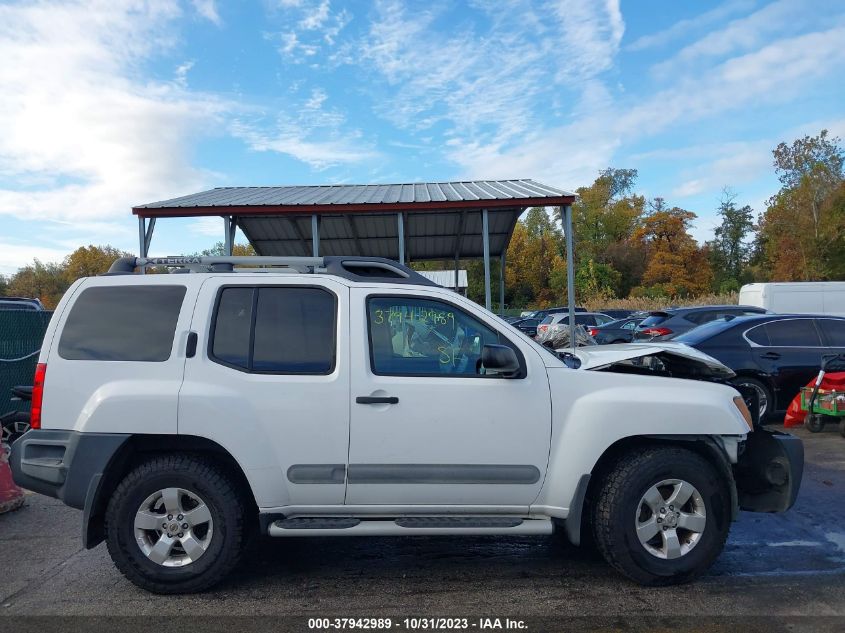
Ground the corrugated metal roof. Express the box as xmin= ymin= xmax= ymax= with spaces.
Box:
xmin=135 ymin=179 xmax=575 ymax=210
xmin=417 ymin=270 xmax=469 ymax=288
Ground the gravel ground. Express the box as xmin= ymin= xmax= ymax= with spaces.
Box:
xmin=1 ymin=425 xmax=844 ymax=630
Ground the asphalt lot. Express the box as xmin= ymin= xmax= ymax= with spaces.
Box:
xmin=1 ymin=425 xmax=845 ymax=625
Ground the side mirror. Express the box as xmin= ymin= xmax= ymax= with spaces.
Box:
xmin=481 ymin=344 xmax=520 ymax=377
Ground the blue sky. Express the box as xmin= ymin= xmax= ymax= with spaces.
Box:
xmin=1 ymin=0 xmax=844 ymax=274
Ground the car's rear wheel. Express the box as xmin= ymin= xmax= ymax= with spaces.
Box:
xmin=105 ymin=455 xmax=246 ymax=594
xmin=732 ymin=377 xmax=771 ymax=421
xmin=592 ymin=446 xmax=731 ymax=586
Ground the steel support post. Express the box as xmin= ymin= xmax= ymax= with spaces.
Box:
xmin=223 ymin=216 xmax=233 ymax=256
xmin=482 ymin=208 xmax=491 ymax=311
xmin=500 ymin=253 xmax=506 ymax=314
xmin=311 ymin=214 xmax=320 ymax=257
xmin=397 ymin=212 xmax=405 ymax=264
xmin=564 ymin=204 xmax=576 ymax=349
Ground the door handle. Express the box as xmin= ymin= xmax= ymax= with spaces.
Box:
xmin=356 ymin=396 xmax=399 ymax=405
xmin=760 ymin=351 xmax=780 ymax=360
xmin=186 ymin=331 xmax=198 ymax=358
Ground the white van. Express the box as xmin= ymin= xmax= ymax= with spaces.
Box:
xmin=739 ymin=282 xmax=845 ymax=316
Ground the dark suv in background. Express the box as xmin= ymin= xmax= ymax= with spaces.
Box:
xmin=635 ymin=305 xmax=767 ymax=341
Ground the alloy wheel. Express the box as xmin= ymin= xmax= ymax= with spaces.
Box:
xmin=134 ymin=487 xmax=214 ymax=567
xmin=635 ymin=479 xmax=707 ymax=560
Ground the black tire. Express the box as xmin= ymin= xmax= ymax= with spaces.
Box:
xmin=592 ymin=446 xmax=732 ymax=586
xmin=805 ymin=414 xmax=825 ymax=433
xmin=105 ymin=455 xmax=246 ymax=594
xmin=732 ymin=376 xmax=772 ymax=421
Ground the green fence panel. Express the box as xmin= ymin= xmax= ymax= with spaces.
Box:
xmin=0 ymin=310 xmax=53 ymax=415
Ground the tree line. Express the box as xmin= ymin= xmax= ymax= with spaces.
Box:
xmin=2 ymin=130 xmax=842 ymax=311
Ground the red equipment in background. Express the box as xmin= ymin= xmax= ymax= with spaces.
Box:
xmin=784 ymin=372 xmax=845 ymax=428
xmin=0 ymin=441 xmax=24 ymax=514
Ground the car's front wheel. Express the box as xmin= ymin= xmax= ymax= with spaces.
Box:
xmin=592 ymin=446 xmax=731 ymax=586
xmin=105 ymin=455 xmax=246 ymax=594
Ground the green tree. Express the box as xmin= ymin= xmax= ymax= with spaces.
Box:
xmin=569 ymin=168 xmax=644 ymax=263
xmin=706 ymin=189 xmax=754 ymax=291
xmin=197 ymin=242 xmax=256 ymax=256
xmin=6 ymin=260 xmax=69 ymax=309
xmin=64 ymin=245 xmax=132 ymax=281
xmin=756 ymin=130 xmax=845 ymax=280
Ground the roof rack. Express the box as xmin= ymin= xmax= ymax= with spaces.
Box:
xmin=106 ymin=256 xmax=439 ymax=287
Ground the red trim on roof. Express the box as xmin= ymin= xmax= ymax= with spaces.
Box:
xmin=132 ymin=196 xmax=577 ymax=218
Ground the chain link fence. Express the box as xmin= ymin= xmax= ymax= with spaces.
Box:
xmin=0 ymin=311 xmax=52 ymax=415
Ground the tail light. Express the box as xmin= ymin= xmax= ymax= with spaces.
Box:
xmin=641 ymin=327 xmax=673 ymax=338
xmin=538 ymin=325 xmax=548 ymax=333
xmin=588 ymin=327 xmax=599 ymax=336
xmin=30 ymin=363 xmax=46 ymax=430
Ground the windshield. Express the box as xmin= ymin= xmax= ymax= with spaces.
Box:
xmin=674 ymin=318 xmax=742 ymax=344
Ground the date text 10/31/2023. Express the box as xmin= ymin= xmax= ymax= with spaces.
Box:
xmin=307 ymin=618 xmax=528 ymax=630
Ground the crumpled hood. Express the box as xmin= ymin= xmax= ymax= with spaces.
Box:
xmin=569 ymin=342 xmax=735 ymax=378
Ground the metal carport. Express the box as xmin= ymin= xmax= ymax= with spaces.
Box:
xmin=133 ymin=180 xmax=577 ymax=314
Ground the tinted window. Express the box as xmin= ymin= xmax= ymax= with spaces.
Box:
xmin=765 ymin=319 xmax=821 ymax=347
xmin=640 ymin=313 xmax=669 ymax=327
xmin=59 ymin=285 xmax=186 ymax=361
xmin=540 ymin=315 xmax=554 ymax=325
xmin=252 ymin=287 xmax=335 ymax=373
xmin=368 ymin=297 xmax=504 ymax=376
xmin=211 ymin=287 xmax=254 ymax=369
xmin=574 ymin=315 xmax=595 ymax=326
xmin=675 ymin=319 xmax=741 ymax=345
xmin=819 ymin=319 xmax=845 ymax=346
xmin=684 ymin=311 xmax=714 ymax=325
xmin=745 ymin=324 xmax=770 ymax=346
xmin=211 ymin=286 xmax=336 ymax=373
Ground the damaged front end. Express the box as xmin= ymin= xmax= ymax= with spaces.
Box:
xmin=564 ymin=342 xmax=804 ymax=514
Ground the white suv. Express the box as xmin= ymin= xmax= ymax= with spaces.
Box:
xmin=10 ymin=256 xmax=803 ymax=594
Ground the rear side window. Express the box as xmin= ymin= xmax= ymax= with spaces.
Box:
xmin=640 ymin=313 xmax=669 ymax=327
xmin=58 ymin=285 xmax=186 ymax=361
xmin=819 ymin=319 xmax=845 ymax=346
xmin=210 ymin=286 xmax=336 ymax=374
xmin=765 ymin=319 xmax=822 ymax=347
xmin=745 ymin=324 xmax=770 ymax=346
xmin=574 ymin=315 xmax=595 ymax=326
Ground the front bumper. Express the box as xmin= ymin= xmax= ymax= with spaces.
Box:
xmin=9 ymin=429 xmax=130 ymax=510
xmin=734 ymin=428 xmax=804 ymax=513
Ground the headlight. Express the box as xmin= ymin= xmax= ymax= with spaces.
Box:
xmin=733 ymin=396 xmax=753 ymax=430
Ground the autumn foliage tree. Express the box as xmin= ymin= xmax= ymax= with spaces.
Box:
xmin=633 ymin=206 xmax=712 ymax=298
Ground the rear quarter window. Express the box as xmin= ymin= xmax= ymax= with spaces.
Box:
xmin=58 ymin=285 xmax=186 ymax=361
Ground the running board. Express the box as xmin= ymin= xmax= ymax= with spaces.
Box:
xmin=268 ymin=517 xmax=553 ymax=537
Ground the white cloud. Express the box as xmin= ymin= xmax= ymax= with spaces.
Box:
xmin=650 ymin=0 xmax=834 ymax=80
xmin=448 ymin=25 xmax=845 ymax=190
xmin=0 ymin=0 xmax=229 ymax=230
xmin=231 ymin=90 xmax=378 ymax=168
xmin=626 ymin=0 xmax=757 ymax=52
xmin=190 ymin=217 xmax=226 ymax=237
xmin=0 ymin=241 xmax=73 ymax=275
xmin=190 ymin=0 xmax=222 ymax=25
xmin=299 ymin=0 xmax=329 ymax=30
xmin=360 ymin=0 xmax=625 ymax=147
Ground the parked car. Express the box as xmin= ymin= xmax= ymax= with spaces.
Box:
xmin=527 ymin=305 xmax=587 ymax=321
xmin=674 ymin=313 xmax=845 ymax=420
xmin=635 ymin=305 xmax=768 ymax=341
xmin=11 ymin=255 xmax=802 ymax=593
xmin=537 ymin=312 xmax=614 ymax=338
xmin=509 ymin=317 xmax=541 ymax=338
xmin=740 ymin=282 xmax=845 ymax=316
xmin=0 ymin=297 xmax=44 ymax=311
xmin=599 ymin=309 xmax=636 ymax=320
xmin=589 ymin=316 xmax=646 ymax=344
